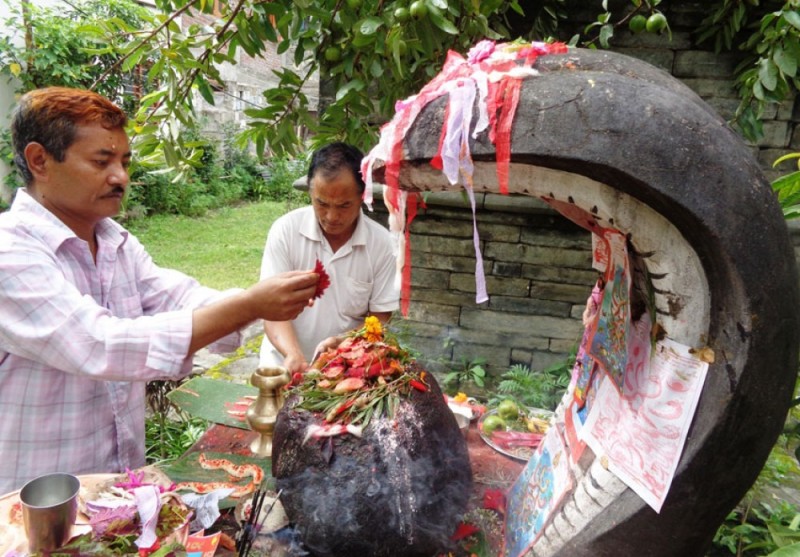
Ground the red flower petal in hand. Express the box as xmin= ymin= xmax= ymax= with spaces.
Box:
xmin=314 ymin=258 xmax=331 ymax=299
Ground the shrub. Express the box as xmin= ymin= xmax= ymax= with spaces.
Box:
xmin=261 ymin=157 xmax=307 ymax=202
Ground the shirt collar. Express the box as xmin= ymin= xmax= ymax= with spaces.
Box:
xmin=11 ymin=188 xmax=128 ymax=251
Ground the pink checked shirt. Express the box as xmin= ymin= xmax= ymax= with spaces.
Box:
xmin=0 ymin=190 xmax=241 ymax=493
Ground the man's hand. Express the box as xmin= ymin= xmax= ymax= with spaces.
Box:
xmin=283 ymin=352 xmax=309 ymax=375
xmin=312 ymin=335 xmax=343 ymax=360
xmin=248 ymin=270 xmax=318 ymax=322
xmin=190 ymin=270 xmax=318 ymax=354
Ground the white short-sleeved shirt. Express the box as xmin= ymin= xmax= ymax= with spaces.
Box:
xmin=259 ymin=206 xmax=399 ymax=367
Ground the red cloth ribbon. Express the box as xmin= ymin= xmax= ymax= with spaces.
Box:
xmin=400 ymin=193 xmax=419 ymax=316
xmin=493 ymin=76 xmax=522 ymax=195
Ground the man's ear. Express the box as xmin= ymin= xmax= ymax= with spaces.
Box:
xmin=23 ymin=142 xmax=50 ymax=180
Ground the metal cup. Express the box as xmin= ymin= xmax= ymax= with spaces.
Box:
xmin=454 ymin=412 xmax=470 ymax=438
xmin=19 ymin=473 xmax=80 ymax=551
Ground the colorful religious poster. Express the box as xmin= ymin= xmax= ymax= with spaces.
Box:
xmin=587 ymin=230 xmax=632 ymax=389
xmin=563 ymin=366 xmax=604 ymax=464
xmin=571 ymin=279 xmax=603 ymax=406
xmin=579 ymin=337 xmax=708 ymax=512
xmin=503 ymin=426 xmax=573 ymax=557
xmin=591 ymin=231 xmax=609 ymax=273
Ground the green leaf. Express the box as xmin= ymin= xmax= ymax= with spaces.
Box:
xmin=758 ymin=58 xmax=779 ymax=91
xmin=335 ymin=79 xmax=365 ymax=101
xmin=196 ymin=78 xmax=215 ymax=105
xmin=773 ymin=47 xmax=797 ymax=78
xmin=735 ymin=104 xmax=764 ymax=142
xmin=753 ymin=79 xmax=766 ymax=100
xmin=772 ymin=171 xmax=800 ymax=198
xmin=599 ymin=23 xmax=613 ymax=48
xmin=784 ymin=10 xmax=800 ymax=31
xmin=359 ymin=17 xmax=383 ymax=35
xmin=370 ymin=58 xmax=383 ymax=78
xmin=429 ymin=7 xmax=459 ymax=34
xmin=765 ymin=542 xmax=800 ymax=556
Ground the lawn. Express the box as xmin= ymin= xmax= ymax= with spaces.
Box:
xmin=125 ymin=200 xmax=293 ymax=290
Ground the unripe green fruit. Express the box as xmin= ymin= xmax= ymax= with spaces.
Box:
xmin=482 ymin=415 xmax=506 ymax=435
xmin=646 ymin=12 xmax=667 ymax=33
xmin=409 ymin=0 xmax=427 ymax=20
xmin=394 ymin=7 xmax=409 ymax=22
xmin=324 ymin=46 xmax=342 ymax=62
xmin=497 ymin=399 xmax=520 ymax=421
xmin=628 ymin=14 xmax=647 ymax=33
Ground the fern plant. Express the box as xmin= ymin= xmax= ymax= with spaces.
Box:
xmin=488 ymin=358 xmax=572 ymax=411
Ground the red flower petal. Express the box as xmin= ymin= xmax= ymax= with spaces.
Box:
xmin=451 ymin=521 xmax=479 ymax=541
xmin=314 ymin=258 xmax=331 ymax=299
xmin=483 ymin=488 xmax=506 ymax=513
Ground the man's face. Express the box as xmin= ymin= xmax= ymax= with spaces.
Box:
xmin=310 ymin=169 xmax=362 ymax=244
xmin=33 ymin=122 xmax=131 ymax=234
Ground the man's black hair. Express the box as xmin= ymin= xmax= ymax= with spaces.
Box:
xmin=307 ymin=142 xmax=366 ymax=194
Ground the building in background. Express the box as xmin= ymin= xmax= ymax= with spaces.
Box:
xmin=0 ymin=0 xmax=318 ymax=201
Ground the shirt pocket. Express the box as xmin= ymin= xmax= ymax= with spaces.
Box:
xmin=108 ymin=294 xmax=144 ymax=318
xmin=342 ymin=278 xmax=372 ymax=319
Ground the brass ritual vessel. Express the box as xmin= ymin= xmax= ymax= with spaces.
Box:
xmin=246 ymin=366 xmax=291 ymax=457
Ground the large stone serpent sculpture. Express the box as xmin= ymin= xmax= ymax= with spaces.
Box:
xmin=371 ymin=48 xmax=800 ymax=556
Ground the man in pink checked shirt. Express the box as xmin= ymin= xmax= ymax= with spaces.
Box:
xmin=0 ymin=87 xmax=320 ymax=493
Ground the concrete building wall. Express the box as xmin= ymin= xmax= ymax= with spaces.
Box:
xmin=183 ymin=10 xmax=318 ymax=147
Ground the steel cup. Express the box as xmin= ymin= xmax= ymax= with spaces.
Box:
xmin=19 ymin=473 xmax=80 ymax=551
xmin=454 ymin=412 xmax=470 ymax=438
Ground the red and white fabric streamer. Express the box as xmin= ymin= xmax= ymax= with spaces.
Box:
xmin=362 ymin=40 xmax=569 ymax=315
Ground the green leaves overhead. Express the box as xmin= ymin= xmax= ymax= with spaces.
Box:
xmin=699 ymin=1 xmax=800 ymax=142
xmin=3 ymin=0 xmax=797 ymax=172
xmin=6 ymin=0 xmax=523 ymax=161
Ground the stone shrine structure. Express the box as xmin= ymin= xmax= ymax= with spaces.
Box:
xmin=369 ymin=47 xmax=800 ymax=556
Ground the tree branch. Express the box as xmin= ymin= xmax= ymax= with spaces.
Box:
xmin=91 ymin=0 xmax=203 ymax=90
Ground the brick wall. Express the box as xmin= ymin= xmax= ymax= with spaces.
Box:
xmin=582 ymin=0 xmax=799 ymax=183
xmin=370 ymin=192 xmax=594 ymax=390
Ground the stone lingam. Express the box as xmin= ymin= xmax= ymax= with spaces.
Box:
xmin=271 ymin=318 xmax=472 ymax=557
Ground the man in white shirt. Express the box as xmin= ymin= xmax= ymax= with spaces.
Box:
xmin=259 ymin=143 xmax=399 ymax=374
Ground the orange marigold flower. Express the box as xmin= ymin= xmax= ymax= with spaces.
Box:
xmin=364 ymin=315 xmax=383 ymax=342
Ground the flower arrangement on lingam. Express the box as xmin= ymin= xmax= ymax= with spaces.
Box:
xmin=289 ymin=316 xmax=429 ymax=432
xmin=272 ymin=316 xmax=472 ymax=557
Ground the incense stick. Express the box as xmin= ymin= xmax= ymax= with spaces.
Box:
xmin=236 ymin=481 xmax=283 ymax=557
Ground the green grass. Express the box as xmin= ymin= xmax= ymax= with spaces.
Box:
xmin=125 ymin=200 xmax=293 ymax=289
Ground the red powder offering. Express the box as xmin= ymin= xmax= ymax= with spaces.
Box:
xmin=314 ymin=259 xmax=331 ymax=299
